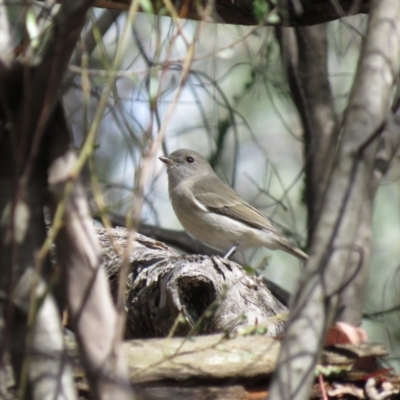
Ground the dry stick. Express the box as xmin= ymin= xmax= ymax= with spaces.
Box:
xmin=35 ymin=5 xmax=144 ymax=396
xmin=11 ymin=4 xmax=99 ymax=393
xmin=66 ymin=23 xmax=259 ymax=79
xmin=63 ymin=9 xmax=121 ymax=88
xmin=269 ymin=1 xmax=400 ymax=400
xmin=46 ymin=105 xmax=134 ymax=400
xmin=116 ymin=10 xmax=203 ymax=344
xmin=35 ymin=0 xmax=139 ymax=384
xmin=51 ymin=2 xmax=141 ymax=397
xmin=49 ymin=155 xmax=133 ymax=400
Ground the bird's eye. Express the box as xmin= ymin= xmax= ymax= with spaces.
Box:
xmin=186 ymin=156 xmax=194 ymax=163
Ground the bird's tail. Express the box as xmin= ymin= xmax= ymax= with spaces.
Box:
xmin=279 ymin=238 xmax=308 ymax=262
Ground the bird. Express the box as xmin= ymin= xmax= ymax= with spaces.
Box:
xmin=159 ymin=149 xmax=308 ymax=262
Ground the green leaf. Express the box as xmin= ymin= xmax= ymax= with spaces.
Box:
xmin=266 ymin=12 xmax=280 ymax=24
xmin=26 ymin=8 xmax=40 ymax=49
xmin=253 ymin=0 xmax=270 ymax=23
xmin=140 ymin=0 xmax=154 ymax=14
xmin=149 ymin=71 xmax=159 ymax=110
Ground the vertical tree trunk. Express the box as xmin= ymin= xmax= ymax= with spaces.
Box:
xmin=269 ymin=1 xmax=400 ymax=399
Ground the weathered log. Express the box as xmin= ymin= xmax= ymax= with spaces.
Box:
xmin=104 ymin=213 xmax=291 ymax=305
xmin=96 ymin=225 xmax=287 ymax=339
xmin=66 ymin=332 xmax=393 ymax=400
xmin=62 ymin=225 xmax=398 ymax=400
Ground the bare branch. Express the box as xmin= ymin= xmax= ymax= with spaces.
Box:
xmin=63 ymin=9 xmax=121 ymax=88
xmin=269 ymin=1 xmax=400 ymax=399
xmin=94 ymin=0 xmax=370 ymax=27
xmin=277 ymin=25 xmax=339 ymax=243
xmin=46 ymin=104 xmax=134 ymax=400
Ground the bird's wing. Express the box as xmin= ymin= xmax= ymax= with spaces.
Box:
xmin=191 ymin=176 xmax=279 ymax=234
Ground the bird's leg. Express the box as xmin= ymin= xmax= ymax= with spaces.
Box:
xmin=224 ymin=244 xmax=238 ymax=259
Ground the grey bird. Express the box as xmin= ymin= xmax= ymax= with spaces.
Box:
xmin=159 ymin=149 xmax=308 ymax=261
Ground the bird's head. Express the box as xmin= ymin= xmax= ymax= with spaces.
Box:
xmin=159 ymin=149 xmax=214 ymax=186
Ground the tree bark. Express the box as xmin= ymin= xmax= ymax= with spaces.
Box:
xmin=0 ymin=1 xmax=135 ymax=398
xmin=277 ymin=25 xmax=339 ymax=245
xmin=277 ymin=25 xmax=371 ymax=325
xmin=268 ymin=1 xmax=400 ymax=399
xmin=94 ymin=0 xmax=370 ymax=27
xmin=66 ymin=332 xmax=391 ymax=400
xmin=46 ymin=105 xmax=134 ymax=400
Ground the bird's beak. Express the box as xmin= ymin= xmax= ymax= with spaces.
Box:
xmin=159 ymin=156 xmax=174 ymax=166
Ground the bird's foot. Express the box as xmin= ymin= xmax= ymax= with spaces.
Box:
xmin=224 ymin=244 xmax=238 ymax=259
